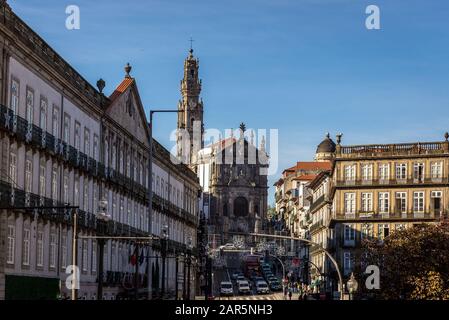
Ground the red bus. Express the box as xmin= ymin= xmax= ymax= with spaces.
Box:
xmin=241 ymin=254 xmax=262 ymax=278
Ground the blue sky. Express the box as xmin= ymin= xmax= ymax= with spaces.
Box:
xmin=10 ymin=0 xmax=449 ymax=204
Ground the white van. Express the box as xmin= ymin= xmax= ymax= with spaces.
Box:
xmin=238 ymin=281 xmax=251 ymax=295
xmin=220 ymin=281 xmax=234 ymax=296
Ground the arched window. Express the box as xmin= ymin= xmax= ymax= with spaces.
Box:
xmin=234 ymin=197 xmax=248 ymax=217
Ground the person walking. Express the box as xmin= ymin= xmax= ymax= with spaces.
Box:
xmin=288 ymin=287 xmax=293 ymax=300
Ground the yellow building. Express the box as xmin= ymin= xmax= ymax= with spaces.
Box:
xmin=330 ymin=133 xmax=449 ymax=279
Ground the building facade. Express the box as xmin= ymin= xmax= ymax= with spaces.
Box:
xmin=0 ymin=2 xmax=200 ymax=300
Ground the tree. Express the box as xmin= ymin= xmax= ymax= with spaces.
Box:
xmin=362 ymin=222 xmax=449 ymax=300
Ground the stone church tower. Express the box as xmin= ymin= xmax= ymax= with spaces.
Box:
xmin=177 ymin=48 xmax=204 ymax=168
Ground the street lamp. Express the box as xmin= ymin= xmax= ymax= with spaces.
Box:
xmin=346 ymin=273 xmax=358 ymax=301
xmin=96 ymin=198 xmax=110 ymax=300
xmin=186 ymin=236 xmax=193 ymax=300
xmin=160 ymin=224 xmax=169 ymax=298
xmin=147 ymin=109 xmax=183 ymax=300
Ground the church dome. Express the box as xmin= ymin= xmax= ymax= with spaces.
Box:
xmin=316 ymin=133 xmax=336 ymax=153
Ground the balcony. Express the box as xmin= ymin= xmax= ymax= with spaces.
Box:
xmin=309 ymin=220 xmax=325 ymax=234
xmin=329 ymin=210 xmax=443 ymax=227
xmin=335 ymin=176 xmax=448 ymax=188
xmin=0 ymin=104 xmax=149 ymax=203
xmin=338 ymin=141 xmax=448 ymax=158
xmin=309 ymin=194 xmax=329 ymax=213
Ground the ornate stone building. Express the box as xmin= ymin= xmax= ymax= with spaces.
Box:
xmin=176 ymin=50 xmax=269 ymax=245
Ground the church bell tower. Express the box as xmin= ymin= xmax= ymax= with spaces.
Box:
xmin=177 ymin=48 xmax=204 ymax=167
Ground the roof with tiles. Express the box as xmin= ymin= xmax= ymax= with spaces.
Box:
xmin=109 ymin=77 xmax=134 ymax=102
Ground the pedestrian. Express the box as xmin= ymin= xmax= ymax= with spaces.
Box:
xmin=288 ymin=288 xmax=293 ymax=300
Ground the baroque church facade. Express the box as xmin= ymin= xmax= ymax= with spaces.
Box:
xmin=176 ymin=49 xmax=269 ymax=245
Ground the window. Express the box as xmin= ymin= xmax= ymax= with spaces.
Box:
xmin=378 ymin=163 xmax=389 ymax=180
xmin=361 ymin=223 xmax=373 ymax=240
xmin=50 ymin=232 xmax=57 ymax=269
xmin=343 ymin=251 xmax=352 ymax=274
xmin=119 ymin=148 xmax=124 ymax=173
xmin=10 ymin=79 xmax=19 ymax=114
xmin=92 ymin=241 xmax=97 ymax=273
xmin=26 ymin=87 xmax=34 ymax=124
xmin=25 ymin=159 xmax=32 ymax=193
xmin=40 ymin=97 xmax=47 ymax=131
xmin=112 ymin=195 xmax=116 ymax=221
xmin=378 ymin=224 xmax=390 ymax=240
xmin=361 ymin=164 xmax=373 ymax=181
xmin=52 ymin=106 xmax=59 ymax=138
xmin=120 ymin=197 xmax=124 ymax=223
xmin=37 ymin=231 xmax=44 ymax=267
xmin=7 ymin=225 xmax=15 ymax=264
xmin=82 ymin=239 xmax=88 ymax=272
xmin=63 ymin=114 xmax=70 ymax=143
xmin=344 ymin=165 xmax=356 ymax=181
xmin=431 ymin=162 xmax=443 ymax=179
xmin=104 ymin=140 xmax=109 ymax=166
xmin=39 ymin=164 xmax=46 ymax=196
xmin=413 ymin=163 xmax=424 ymax=182
xmin=379 ymin=192 xmax=390 ymax=213
xmin=93 ymin=134 xmax=99 ymax=161
xmin=126 ymin=154 xmax=131 ymax=177
xmin=9 ymin=152 xmax=17 ymax=185
xmin=161 ymin=179 xmax=165 ymax=198
xmin=111 ymin=142 xmax=116 ymax=169
xmin=140 ymin=161 xmax=144 ymax=185
xmin=74 ymin=122 xmax=81 ymax=149
xmin=361 ymin=193 xmax=373 ymax=212
xmin=84 ymin=128 xmax=90 ymax=156
xmin=344 ymin=193 xmax=356 ymax=214
xmin=52 ymin=167 xmax=58 ymax=199
xmin=74 ymin=177 xmax=79 ymax=206
xmin=395 ymin=163 xmax=407 ymax=180
xmin=23 ymin=228 xmax=30 ymax=266
xmin=93 ymin=184 xmax=98 ymax=215
xmin=431 ymin=191 xmax=442 ymax=214
xmin=395 ymin=192 xmax=407 ymax=214
xmin=413 ymin=191 xmax=425 ymax=213
xmin=63 ymin=173 xmax=69 ymax=204
xmin=127 ymin=207 xmax=131 ymax=226
xmin=61 ymin=234 xmax=67 ymax=269
xmin=344 ymin=224 xmax=355 ymax=241
xmin=84 ymin=182 xmax=89 ymax=211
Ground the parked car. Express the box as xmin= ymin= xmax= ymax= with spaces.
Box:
xmin=256 ymin=281 xmax=270 ymax=294
xmin=269 ymin=280 xmax=282 ymax=291
xmin=237 ymin=275 xmax=247 ymax=283
xmin=253 ymin=276 xmax=265 ymax=285
xmin=231 ymin=272 xmax=242 ymax=280
xmin=238 ymin=281 xmax=251 ymax=295
xmin=220 ymin=281 xmax=234 ymax=296
xmin=267 ymin=276 xmax=278 ymax=283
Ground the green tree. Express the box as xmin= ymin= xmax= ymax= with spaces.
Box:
xmin=362 ymin=222 xmax=449 ymax=300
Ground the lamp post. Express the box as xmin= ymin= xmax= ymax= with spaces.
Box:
xmin=160 ymin=224 xmax=169 ymax=298
xmin=96 ymin=198 xmax=110 ymax=300
xmin=346 ymin=273 xmax=358 ymax=301
xmin=147 ymin=109 xmax=183 ymax=300
xmin=186 ymin=236 xmax=193 ymax=300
